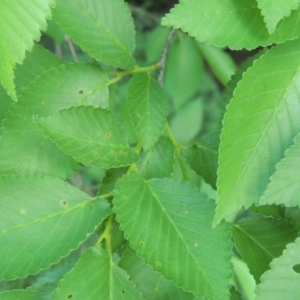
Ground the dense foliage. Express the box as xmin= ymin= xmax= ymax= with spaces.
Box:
xmin=0 ymin=0 xmax=300 ymax=299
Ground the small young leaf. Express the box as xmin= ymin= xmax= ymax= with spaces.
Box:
xmin=257 ymin=0 xmax=300 ymax=34
xmin=0 ymin=284 xmax=55 ymax=300
xmin=37 ymin=107 xmax=139 ymax=169
xmin=119 ymin=247 xmax=196 ymax=300
xmin=53 ymin=0 xmax=136 ymax=69
xmin=113 ymin=174 xmax=232 ymax=300
xmin=0 ymin=64 xmax=109 ymax=178
xmin=233 ymin=217 xmax=298 ymax=283
xmin=99 ymin=167 xmax=127 ymax=196
xmin=184 ymin=130 xmax=219 ymax=189
xmin=137 ymin=136 xmax=175 ymax=180
xmin=127 ymin=73 xmax=168 ymax=150
xmin=52 ymin=247 xmax=143 ymax=299
xmin=0 ymin=0 xmax=55 ymax=100
xmin=215 ymin=38 xmax=300 ymax=226
xmin=256 ymin=237 xmax=300 ymax=299
xmin=261 ymin=133 xmax=300 ymax=207
xmin=162 ymin=0 xmax=300 ymax=50
xmin=0 ymin=176 xmax=111 ymax=280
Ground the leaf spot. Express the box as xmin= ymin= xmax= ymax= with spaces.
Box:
xmin=20 ymin=209 xmax=26 ymax=215
xmin=42 ymin=100 xmax=45 ymax=105
xmin=78 ymin=90 xmax=84 ymax=95
xmin=139 ymin=241 xmax=144 ymax=246
xmin=136 ymin=113 xmax=141 ymax=119
xmin=105 ymin=132 xmax=111 ymax=138
xmin=94 ymin=152 xmax=100 ymax=158
xmin=111 ymin=151 xmax=116 ymax=157
xmin=121 ymin=151 xmax=127 ymax=156
xmin=156 ymin=261 xmax=162 ymax=267
xmin=60 ymin=200 xmax=68 ymax=207
xmin=184 ymin=211 xmax=188 ymax=215
xmin=292 ymin=263 xmax=300 ymax=274
xmin=194 ymin=243 xmax=198 ymax=247
xmin=67 ymin=294 xmax=73 ymax=299
xmin=121 ymin=290 xmax=125 ymax=294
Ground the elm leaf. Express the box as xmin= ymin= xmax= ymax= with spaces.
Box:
xmin=113 ymin=174 xmax=232 ymax=300
xmin=0 ymin=175 xmax=111 ymax=280
xmin=37 ymin=106 xmax=138 ymax=169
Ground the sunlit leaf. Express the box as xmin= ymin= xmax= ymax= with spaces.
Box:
xmin=53 ymin=0 xmax=136 ymax=69
xmin=256 ymin=237 xmax=300 ymax=299
xmin=257 ymin=0 xmax=300 ymax=34
xmin=0 ymin=63 xmax=109 ymax=178
xmin=52 ymin=247 xmax=143 ymax=299
xmin=162 ymin=0 xmax=300 ymax=50
xmin=215 ymin=38 xmax=300 ymax=225
xmin=0 ymin=176 xmax=111 ymax=280
xmin=128 ymin=73 xmax=168 ymax=150
xmin=0 ymin=0 xmax=55 ymax=100
xmin=233 ymin=217 xmax=298 ymax=282
xmin=113 ymin=174 xmax=232 ymax=300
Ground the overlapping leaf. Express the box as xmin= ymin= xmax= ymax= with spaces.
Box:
xmin=184 ymin=131 xmax=219 ymax=189
xmin=0 ymin=0 xmax=55 ymax=100
xmin=162 ymin=0 xmax=300 ymax=50
xmin=233 ymin=217 xmax=298 ymax=282
xmin=52 ymin=247 xmax=143 ymax=299
xmin=0 ymin=176 xmax=111 ymax=280
xmin=119 ymin=247 xmax=196 ymax=300
xmin=137 ymin=136 xmax=174 ymax=179
xmin=256 ymin=237 xmax=300 ymax=299
xmin=0 ymin=63 xmax=109 ymax=178
xmin=113 ymin=174 xmax=232 ymax=300
xmin=53 ymin=0 xmax=136 ymax=69
xmin=37 ymin=107 xmax=139 ymax=169
xmin=99 ymin=167 xmax=127 ymax=196
xmin=215 ymin=38 xmax=300 ymax=225
xmin=0 ymin=284 xmax=55 ymax=300
xmin=128 ymin=73 xmax=168 ymax=150
xmin=261 ymin=133 xmax=300 ymax=207
xmin=257 ymin=0 xmax=300 ymax=34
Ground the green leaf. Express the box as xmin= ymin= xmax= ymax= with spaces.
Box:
xmin=119 ymin=247 xmax=196 ymax=300
xmin=249 ymin=204 xmax=285 ymax=220
xmin=0 ymin=85 xmax=13 ymax=126
xmin=162 ymin=0 xmax=300 ymax=50
xmin=137 ymin=136 xmax=175 ymax=180
xmin=0 ymin=284 xmax=55 ymax=300
xmin=37 ymin=107 xmax=139 ymax=169
xmin=0 ymin=0 xmax=55 ymax=100
xmin=52 ymin=247 xmax=144 ymax=299
xmin=113 ymin=174 xmax=232 ymax=300
xmin=127 ymin=73 xmax=168 ymax=150
xmin=215 ymin=38 xmax=300 ymax=226
xmin=257 ymin=0 xmax=300 ymax=34
xmin=0 ymin=175 xmax=111 ymax=280
xmin=256 ymin=237 xmax=300 ymax=299
xmin=233 ymin=217 xmax=298 ymax=283
xmin=164 ymin=35 xmax=203 ymax=108
xmin=14 ymin=44 xmax=63 ymax=96
xmin=0 ymin=63 xmax=109 ymax=178
xmin=99 ymin=167 xmax=127 ymax=196
xmin=53 ymin=0 xmax=136 ymax=69
xmin=170 ymin=98 xmax=203 ymax=145
xmin=184 ymin=131 xmax=219 ymax=189
xmin=261 ymin=133 xmax=300 ymax=207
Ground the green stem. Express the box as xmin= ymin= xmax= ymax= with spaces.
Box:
xmin=96 ymin=213 xmax=114 ymax=250
xmin=107 ymin=64 xmax=160 ymax=77
xmin=165 ymin=123 xmax=189 ymax=181
xmin=126 ymin=140 xmax=143 ymax=174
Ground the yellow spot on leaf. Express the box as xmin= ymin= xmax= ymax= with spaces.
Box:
xmin=94 ymin=152 xmax=100 ymax=158
xmin=105 ymin=132 xmax=111 ymax=138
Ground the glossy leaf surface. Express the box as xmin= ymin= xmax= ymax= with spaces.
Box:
xmin=53 ymin=0 xmax=136 ymax=69
xmin=215 ymin=38 xmax=300 ymax=225
xmin=162 ymin=0 xmax=300 ymax=50
xmin=0 ymin=63 xmax=108 ymax=178
xmin=0 ymin=0 xmax=55 ymax=100
xmin=128 ymin=73 xmax=168 ymax=150
xmin=233 ymin=217 xmax=298 ymax=282
xmin=0 ymin=176 xmax=111 ymax=280
xmin=52 ymin=247 xmax=143 ymax=299
xmin=257 ymin=0 xmax=300 ymax=33
xmin=113 ymin=174 xmax=232 ymax=300
xmin=256 ymin=237 xmax=300 ymax=299
xmin=37 ymin=106 xmax=138 ymax=169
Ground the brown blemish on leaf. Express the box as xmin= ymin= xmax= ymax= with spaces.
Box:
xmin=105 ymin=132 xmax=111 ymax=138
xmin=94 ymin=152 xmax=100 ymax=158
